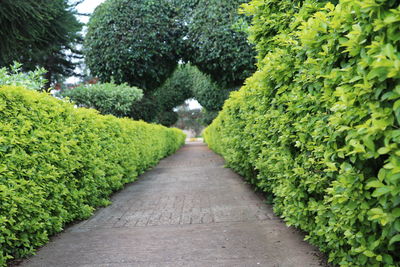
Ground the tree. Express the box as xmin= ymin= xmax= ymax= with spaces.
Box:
xmin=84 ymin=0 xmax=182 ymax=92
xmin=84 ymin=0 xmax=257 ymax=123
xmin=152 ymin=64 xmax=194 ymax=125
xmin=0 ymin=0 xmax=83 ymax=90
xmin=174 ymin=103 xmax=204 ymax=137
xmin=183 ymin=0 xmax=256 ymax=88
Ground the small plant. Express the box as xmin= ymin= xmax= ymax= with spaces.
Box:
xmin=0 ymin=62 xmax=46 ymax=91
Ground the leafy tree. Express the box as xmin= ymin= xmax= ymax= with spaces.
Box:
xmin=183 ymin=0 xmax=256 ymax=88
xmin=62 ymin=82 xmax=143 ymax=117
xmin=129 ymin=95 xmax=160 ymax=122
xmin=0 ymin=0 xmax=83 ymax=90
xmin=84 ymin=0 xmax=182 ymax=92
xmin=152 ymin=64 xmax=194 ymax=126
xmin=153 ymin=64 xmax=194 ymax=112
xmin=84 ymin=0 xmax=258 ymax=123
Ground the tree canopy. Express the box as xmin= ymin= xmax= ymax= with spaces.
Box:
xmin=84 ymin=0 xmax=182 ymax=92
xmin=0 ymin=0 xmax=83 ymax=90
xmin=84 ymin=0 xmax=257 ymax=124
xmin=183 ymin=0 xmax=256 ymax=88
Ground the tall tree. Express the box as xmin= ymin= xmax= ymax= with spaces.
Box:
xmin=0 ymin=0 xmax=83 ymax=90
xmin=183 ymin=0 xmax=256 ymax=88
xmin=84 ymin=0 xmax=257 ymax=123
xmin=84 ymin=0 xmax=182 ymax=92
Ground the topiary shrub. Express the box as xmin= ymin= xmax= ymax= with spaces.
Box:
xmin=0 ymin=86 xmax=185 ymax=265
xmin=205 ymin=0 xmax=400 ymax=265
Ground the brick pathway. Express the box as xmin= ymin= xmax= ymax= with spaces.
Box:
xmin=21 ymin=142 xmax=324 ymax=267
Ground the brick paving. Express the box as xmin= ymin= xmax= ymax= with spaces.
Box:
xmin=21 ymin=142 xmax=324 ymax=267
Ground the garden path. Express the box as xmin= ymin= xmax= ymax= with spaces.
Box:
xmin=21 ymin=142 xmax=325 ymax=267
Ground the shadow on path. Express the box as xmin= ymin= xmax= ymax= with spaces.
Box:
xmin=21 ymin=142 xmax=325 ymax=267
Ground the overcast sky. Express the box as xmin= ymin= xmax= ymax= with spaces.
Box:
xmin=76 ymin=0 xmax=106 ymax=24
xmin=73 ymin=0 xmax=202 ymax=109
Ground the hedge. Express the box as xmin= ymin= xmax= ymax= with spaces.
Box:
xmin=0 ymin=86 xmax=185 ymax=265
xmin=205 ymin=0 xmax=400 ymax=266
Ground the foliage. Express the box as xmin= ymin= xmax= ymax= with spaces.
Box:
xmin=84 ymin=0 xmax=257 ymax=121
xmin=129 ymin=95 xmax=160 ymax=123
xmin=205 ymin=0 xmax=400 ymax=265
xmin=174 ymin=103 xmax=204 ymax=137
xmin=183 ymin=0 xmax=256 ymax=88
xmin=0 ymin=0 xmax=83 ymax=89
xmin=152 ymin=64 xmax=234 ymax=126
xmin=0 ymin=62 xmax=46 ymax=91
xmin=154 ymin=65 xmax=195 ymax=112
xmin=151 ymin=64 xmax=194 ymax=126
xmin=187 ymin=65 xmax=229 ymax=112
xmin=84 ymin=0 xmax=181 ymax=92
xmin=62 ymin=82 xmax=143 ymax=118
xmin=0 ymin=85 xmax=185 ymax=265
xmin=155 ymin=110 xmax=180 ymax=128
xmin=200 ymin=109 xmax=219 ymax=126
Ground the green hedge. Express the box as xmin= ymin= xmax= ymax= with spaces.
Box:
xmin=205 ymin=0 xmax=400 ymax=266
xmin=0 ymin=86 xmax=185 ymax=265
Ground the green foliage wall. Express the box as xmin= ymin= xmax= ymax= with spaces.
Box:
xmin=62 ymin=82 xmax=143 ymax=118
xmin=0 ymin=86 xmax=185 ymax=265
xmin=205 ymin=0 xmax=400 ymax=265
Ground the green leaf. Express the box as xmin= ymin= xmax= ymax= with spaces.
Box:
xmin=372 ymin=187 xmax=391 ymax=197
xmin=366 ymin=180 xmax=385 ymax=189
xmin=377 ymin=147 xmax=391 ymax=154
xmin=363 ymin=250 xmax=375 ymax=257
xmin=389 ymin=235 xmax=400 ymax=246
xmin=392 ymin=208 xmax=400 ymax=218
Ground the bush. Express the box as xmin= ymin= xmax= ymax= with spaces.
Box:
xmin=0 ymin=62 xmax=46 ymax=91
xmin=205 ymin=0 xmax=400 ymax=265
xmin=0 ymin=86 xmax=185 ymax=265
xmin=62 ymin=82 xmax=143 ymax=118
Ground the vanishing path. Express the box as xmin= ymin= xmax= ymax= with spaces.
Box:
xmin=22 ymin=142 xmax=324 ymax=267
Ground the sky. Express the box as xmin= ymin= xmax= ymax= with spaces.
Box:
xmin=73 ymin=0 xmax=202 ymax=110
xmin=76 ymin=0 xmax=106 ymax=24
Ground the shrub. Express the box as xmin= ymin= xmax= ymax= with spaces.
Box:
xmin=0 ymin=86 xmax=185 ymax=265
xmin=0 ymin=62 xmax=46 ymax=91
xmin=205 ymin=0 xmax=400 ymax=265
xmin=62 ymin=82 xmax=143 ymax=118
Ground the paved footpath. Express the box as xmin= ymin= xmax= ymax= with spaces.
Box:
xmin=22 ymin=142 xmax=325 ymax=267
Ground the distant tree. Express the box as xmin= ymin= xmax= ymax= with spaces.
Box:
xmin=0 ymin=0 xmax=83 ymax=91
xmin=174 ymin=103 xmax=204 ymax=137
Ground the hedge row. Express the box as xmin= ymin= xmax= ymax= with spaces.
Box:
xmin=0 ymin=86 xmax=185 ymax=265
xmin=205 ymin=0 xmax=400 ymax=266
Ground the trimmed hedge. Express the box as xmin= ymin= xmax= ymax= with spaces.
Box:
xmin=205 ymin=0 xmax=400 ymax=266
xmin=0 ymin=86 xmax=185 ymax=265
